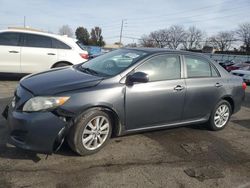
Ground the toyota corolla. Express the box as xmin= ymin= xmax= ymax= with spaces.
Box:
xmin=2 ymin=48 xmax=246 ymax=155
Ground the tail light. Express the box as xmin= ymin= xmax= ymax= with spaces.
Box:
xmin=80 ymin=53 xmax=89 ymax=60
xmin=242 ymin=82 xmax=247 ymax=90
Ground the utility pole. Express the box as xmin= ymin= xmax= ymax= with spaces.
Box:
xmin=23 ymin=16 xmax=26 ymax=28
xmin=119 ymin=19 xmax=125 ymax=47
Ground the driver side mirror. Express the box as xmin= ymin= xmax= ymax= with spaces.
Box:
xmin=126 ymin=72 xmax=149 ymax=85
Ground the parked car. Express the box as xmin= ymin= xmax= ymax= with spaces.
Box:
xmin=0 ymin=28 xmax=88 ymax=74
xmin=244 ymin=74 xmax=250 ymax=84
xmin=3 ymin=48 xmax=246 ymax=156
xmin=231 ymin=65 xmax=250 ymax=84
xmin=218 ymin=60 xmax=235 ymax=71
xmin=76 ymin=41 xmax=104 ymax=59
xmin=227 ymin=62 xmax=250 ymax=72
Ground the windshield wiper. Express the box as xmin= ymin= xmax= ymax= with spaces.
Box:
xmin=80 ymin=66 xmax=99 ymax=75
xmin=78 ymin=65 xmax=111 ymax=77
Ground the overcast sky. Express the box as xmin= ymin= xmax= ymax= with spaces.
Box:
xmin=0 ymin=0 xmax=250 ymax=44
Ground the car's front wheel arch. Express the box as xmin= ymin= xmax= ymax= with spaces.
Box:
xmin=67 ymin=106 xmax=122 ymax=155
xmin=80 ymin=106 xmax=122 ymax=137
xmin=67 ymin=108 xmax=114 ymax=155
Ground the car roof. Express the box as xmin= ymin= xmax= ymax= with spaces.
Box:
xmin=124 ymin=47 xmax=203 ymax=55
xmin=0 ymin=29 xmax=87 ymax=53
xmin=1 ymin=28 xmax=63 ymax=39
xmin=123 ymin=47 xmax=210 ymax=59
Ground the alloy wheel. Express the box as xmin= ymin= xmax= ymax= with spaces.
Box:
xmin=82 ymin=116 xmax=110 ymax=150
xmin=214 ymin=104 xmax=230 ymax=128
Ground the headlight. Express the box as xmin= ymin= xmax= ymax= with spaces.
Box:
xmin=23 ymin=96 xmax=70 ymax=112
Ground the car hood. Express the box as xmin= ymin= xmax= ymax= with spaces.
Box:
xmin=20 ymin=66 xmax=103 ymax=95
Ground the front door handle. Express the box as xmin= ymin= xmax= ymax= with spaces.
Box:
xmin=215 ymin=83 xmax=223 ymax=87
xmin=47 ymin=53 xmax=56 ymax=55
xmin=9 ymin=50 xmax=19 ymax=53
xmin=174 ymin=85 xmax=184 ymax=91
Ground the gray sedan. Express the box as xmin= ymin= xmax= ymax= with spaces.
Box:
xmin=3 ymin=48 xmax=246 ymax=156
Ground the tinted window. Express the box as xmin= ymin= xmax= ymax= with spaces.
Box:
xmin=136 ymin=55 xmax=181 ymax=81
xmin=24 ymin=34 xmax=52 ymax=48
xmin=52 ymin=38 xmax=71 ymax=49
xmin=185 ymin=57 xmax=212 ymax=78
xmin=0 ymin=32 xmax=20 ymax=46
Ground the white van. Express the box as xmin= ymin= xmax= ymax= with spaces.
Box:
xmin=0 ymin=28 xmax=88 ymax=74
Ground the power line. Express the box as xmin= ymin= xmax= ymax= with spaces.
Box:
xmin=123 ymin=0 xmax=238 ymax=21
xmin=126 ymin=4 xmax=250 ymax=26
xmin=88 ymin=0 xmax=241 ymax=28
xmin=119 ymin=11 xmax=248 ymax=35
xmin=100 ymin=5 xmax=250 ymax=38
xmin=0 ymin=23 xmax=22 ymax=26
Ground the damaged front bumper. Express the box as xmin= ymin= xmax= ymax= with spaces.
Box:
xmin=3 ymin=104 xmax=71 ymax=154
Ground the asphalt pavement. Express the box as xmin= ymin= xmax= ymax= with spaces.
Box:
xmin=0 ymin=81 xmax=249 ymax=188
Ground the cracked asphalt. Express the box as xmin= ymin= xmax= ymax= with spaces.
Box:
xmin=0 ymin=80 xmax=250 ymax=188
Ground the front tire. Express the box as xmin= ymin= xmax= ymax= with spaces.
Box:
xmin=208 ymin=100 xmax=232 ymax=131
xmin=67 ymin=110 xmax=112 ymax=156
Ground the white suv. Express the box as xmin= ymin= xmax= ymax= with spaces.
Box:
xmin=0 ymin=29 xmax=88 ymax=74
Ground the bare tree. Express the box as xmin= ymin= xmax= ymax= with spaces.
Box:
xmin=139 ymin=34 xmax=157 ymax=47
xmin=149 ymin=29 xmax=170 ymax=48
xmin=168 ymin=25 xmax=186 ymax=49
xmin=139 ymin=29 xmax=171 ymax=48
xmin=183 ymin=26 xmax=204 ymax=50
xmin=59 ymin=25 xmax=73 ymax=37
xmin=208 ymin=31 xmax=234 ymax=51
xmin=236 ymin=22 xmax=250 ymax=52
xmin=125 ymin=43 xmax=137 ymax=47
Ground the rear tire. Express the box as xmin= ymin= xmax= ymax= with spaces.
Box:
xmin=67 ymin=110 xmax=112 ymax=156
xmin=208 ymin=100 xmax=232 ymax=131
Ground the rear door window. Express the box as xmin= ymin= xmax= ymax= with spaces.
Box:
xmin=52 ymin=38 xmax=71 ymax=49
xmin=0 ymin=32 xmax=20 ymax=46
xmin=185 ymin=56 xmax=219 ymax=78
xmin=24 ymin=34 xmax=52 ymax=48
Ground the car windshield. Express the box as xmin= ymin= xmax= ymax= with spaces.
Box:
xmin=79 ymin=49 xmax=148 ymax=77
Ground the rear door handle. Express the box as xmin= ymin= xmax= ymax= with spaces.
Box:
xmin=9 ymin=50 xmax=19 ymax=53
xmin=215 ymin=83 xmax=223 ymax=87
xmin=47 ymin=53 xmax=56 ymax=55
xmin=174 ymin=85 xmax=184 ymax=91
